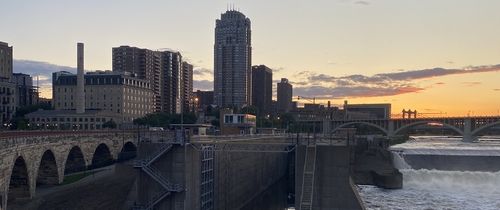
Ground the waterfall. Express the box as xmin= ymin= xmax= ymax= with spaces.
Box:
xmin=358 ymin=136 xmax=500 ymax=210
xmin=401 ymin=169 xmax=500 ymax=193
xmin=391 ymin=151 xmax=411 ymax=170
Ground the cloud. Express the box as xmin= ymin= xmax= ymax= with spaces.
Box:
xmin=272 ymin=67 xmax=284 ymax=72
xmin=294 ymin=64 xmax=500 ymax=99
xmin=462 ymin=81 xmax=482 ymax=86
xmin=14 ymin=59 xmax=76 ymax=75
xmin=354 ymin=1 xmax=370 ymax=5
xmin=13 ymin=60 xmax=78 ymax=97
xmin=294 ymin=85 xmax=423 ymax=99
xmin=193 ymin=80 xmax=213 ymax=91
xmin=193 ymin=67 xmax=213 ymax=76
xmin=376 ymin=65 xmax=500 ymax=81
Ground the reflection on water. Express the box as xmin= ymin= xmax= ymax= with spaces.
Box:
xmin=241 ymin=177 xmax=292 ymax=210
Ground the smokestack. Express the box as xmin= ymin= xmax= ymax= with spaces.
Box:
xmin=76 ymin=43 xmax=85 ymax=114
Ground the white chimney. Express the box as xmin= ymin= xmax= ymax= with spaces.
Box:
xmin=76 ymin=43 xmax=85 ymax=114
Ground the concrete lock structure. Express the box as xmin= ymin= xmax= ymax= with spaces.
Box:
xmin=0 ymin=131 xmax=137 ymax=210
xmin=134 ymin=133 xmax=366 ymax=210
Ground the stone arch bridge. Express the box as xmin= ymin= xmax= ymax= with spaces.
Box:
xmin=324 ymin=116 xmax=500 ymax=142
xmin=0 ymin=131 xmax=138 ymax=210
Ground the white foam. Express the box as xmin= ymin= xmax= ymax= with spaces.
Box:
xmin=358 ymin=136 xmax=500 ymax=210
xmin=359 ymin=169 xmax=500 ymax=210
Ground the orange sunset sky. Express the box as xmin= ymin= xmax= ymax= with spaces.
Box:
xmin=2 ymin=0 xmax=499 ymax=116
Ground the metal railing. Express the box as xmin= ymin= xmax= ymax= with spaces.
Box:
xmin=133 ymin=142 xmax=183 ymax=209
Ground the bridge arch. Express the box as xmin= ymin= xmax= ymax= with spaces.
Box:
xmin=36 ymin=150 xmax=60 ymax=186
xmin=331 ymin=121 xmax=389 ymax=135
xmin=90 ymin=143 xmax=114 ymax=169
xmin=471 ymin=121 xmax=500 ymax=136
xmin=64 ymin=146 xmax=87 ymax=175
xmin=118 ymin=141 xmax=137 ymax=162
xmin=393 ymin=121 xmax=464 ymax=136
xmin=8 ymin=156 xmax=31 ymax=203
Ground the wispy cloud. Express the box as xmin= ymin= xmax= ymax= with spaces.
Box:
xmin=13 ymin=59 xmax=499 ymax=99
xmin=193 ymin=67 xmax=213 ymax=76
xmin=462 ymin=81 xmax=482 ymax=86
xmin=14 ymin=59 xmax=77 ymax=90
xmin=354 ymin=1 xmax=370 ymax=5
xmin=294 ymin=85 xmax=423 ymax=99
xmin=293 ymin=64 xmax=500 ymax=99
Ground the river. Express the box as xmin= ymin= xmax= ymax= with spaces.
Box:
xmin=358 ymin=136 xmax=500 ymax=210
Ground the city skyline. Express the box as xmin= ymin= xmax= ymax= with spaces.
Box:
xmin=2 ymin=0 xmax=500 ymax=115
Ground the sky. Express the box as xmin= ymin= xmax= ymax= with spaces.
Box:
xmin=2 ymin=0 xmax=500 ymax=116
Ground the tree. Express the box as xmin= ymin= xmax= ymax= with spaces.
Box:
xmin=10 ymin=104 xmax=53 ymax=130
xmin=133 ymin=112 xmax=198 ymax=127
xmin=240 ymin=105 xmax=259 ymax=116
xmin=103 ymin=119 xmax=117 ymax=129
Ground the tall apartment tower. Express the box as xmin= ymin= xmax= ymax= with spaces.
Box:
xmin=181 ymin=61 xmax=193 ymax=112
xmin=0 ymin=41 xmax=13 ymax=81
xmin=113 ymin=46 xmax=161 ymax=112
xmin=277 ymin=78 xmax=293 ymax=113
xmin=251 ymin=65 xmax=272 ymax=115
xmin=159 ymin=51 xmax=182 ymax=114
xmin=214 ymin=10 xmax=252 ymax=108
xmin=0 ymin=41 xmax=15 ymax=126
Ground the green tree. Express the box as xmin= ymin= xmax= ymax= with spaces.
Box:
xmin=103 ymin=119 xmax=117 ymax=129
xmin=10 ymin=104 xmax=53 ymax=130
xmin=133 ymin=112 xmax=198 ymax=127
xmin=240 ymin=105 xmax=259 ymax=116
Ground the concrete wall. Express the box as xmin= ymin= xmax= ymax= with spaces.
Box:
xmin=137 ymin=139 xmax=289 ymax=210
xmin=296 ymin=145 xmax=365 ymax=210
xmin=214 ymin=151 xmax=287 ymax=210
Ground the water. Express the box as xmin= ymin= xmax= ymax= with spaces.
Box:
xmin=358 ymin=136 xmax=500 ymax=210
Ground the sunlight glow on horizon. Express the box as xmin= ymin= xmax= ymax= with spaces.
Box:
xmin=3 ymin=0 xmax=500 ymax=115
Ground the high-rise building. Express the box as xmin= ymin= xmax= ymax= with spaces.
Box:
xmin=277 ymin=78 xmax=293 ymax=113
xmin=0 ymin=41 xmax=13 ymax=81
xmin=159 ymin=50 xmax=182 ymax=114
xmin=251 ymin=65 xmax=272 ymax=115
xmin=113 ymin=46 xmax=186 ymax=114
xmin=181 ymin=61 xmax=193 ymax=112
xmin=12 ymin=73 xmax=39 ymax=107
xmin=214 ymin=10 xmax=252 ymax=108
xmin=0 ymin=41 xmax=15 ymax=126
xmin=113 ymin=46 xmax=161 ymax=112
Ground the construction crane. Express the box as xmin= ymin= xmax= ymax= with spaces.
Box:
xmin=297 ymin=96 xmax=316 ymax=104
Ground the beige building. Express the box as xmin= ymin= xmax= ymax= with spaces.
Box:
xmin=0 ymin=41 xmax=15 ymax=127
xmin=52 ymin=70 xmax=153 ymax=123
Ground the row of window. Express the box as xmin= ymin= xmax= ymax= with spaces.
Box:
xmin=31 ymin=117 xmax=108 ymax=123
